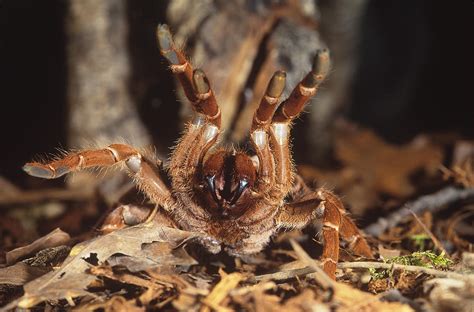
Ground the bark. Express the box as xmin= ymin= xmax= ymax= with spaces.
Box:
xmin=66 ymin=0 xmax=150 ymax=148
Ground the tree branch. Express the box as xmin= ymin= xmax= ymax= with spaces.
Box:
xmin=364 ymin=186 xmax=474 ymax=237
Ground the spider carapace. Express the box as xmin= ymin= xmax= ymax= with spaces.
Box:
xmin=23 ymin=24 xmax=373 ymax=279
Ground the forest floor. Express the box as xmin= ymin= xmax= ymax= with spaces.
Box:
xmin=1 ymin=122 xmax=473 ymax=311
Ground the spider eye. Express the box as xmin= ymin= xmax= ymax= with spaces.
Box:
xmin=205 ymin=175 xmax=220 ymax=203
xmin=229 ymin=178 xmax=249 ymax=205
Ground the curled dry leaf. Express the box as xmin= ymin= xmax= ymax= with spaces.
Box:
xmin=2 ymin=221 xmax=199 ymax=310
xmin=6 ymin=228 xmax=71 ymax=265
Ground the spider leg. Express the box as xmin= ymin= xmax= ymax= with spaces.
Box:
xmin=250 ymin=71 xmax=286 ymax=191
xmin=273 ymin=49 xmax=330 ymax=123
xmin=276 ymin=188 xmax=373 ymax=279
xmin=23 ymin=144 xmax=174 ymax=211
xmin=254 ymin=50 xmax=330 ymax=196
xmin=339 ymin=214 xmax=373 ymax=259
xmin=157 ymin=24 xmax=220 ymax=127
xmin=157 ymin=25 xmax=221 ymax=196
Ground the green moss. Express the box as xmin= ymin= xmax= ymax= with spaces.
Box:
xmin=369 ymin=250 xmax=453 ymax=280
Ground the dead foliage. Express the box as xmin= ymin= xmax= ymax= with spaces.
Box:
xmin=299 ymin=122 xmax=443 ymax=215
xmin=2 ymin=124 xmax=474 ymax=311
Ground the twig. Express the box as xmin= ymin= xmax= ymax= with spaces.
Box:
xmin=0 ymin=187 xmax=94 ymax=206
xmin=289 ymin=239 xmax=335 ymax=290
xmin=407 ymin=209 xmax=448 ymax=255
xmin=249 ymin=267 xmax=314 ymax=283
xmin=251 ymin=261 xmax=472 ymax=283
xmin=364 ymin=186 xmax=474 ymax=236
xmin=337 ymin=261 xmax=472 ymax=280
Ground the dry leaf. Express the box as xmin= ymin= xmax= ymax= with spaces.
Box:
xmin=300 ymin=122 xmax=443 ymax=215
xmin=335 ymin=124 xmax=442 ymax=198
xmin=3 ymin=221 xmax=199 ymax=310
xmin=6 ymin=228 xmax=70 ymax=265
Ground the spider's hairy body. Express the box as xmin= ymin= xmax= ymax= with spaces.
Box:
xmin=23 ymin=24 xmax=373 ymax=279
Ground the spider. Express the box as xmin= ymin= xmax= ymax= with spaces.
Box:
xmin=23 ymin=24 xmax=373 ymax=279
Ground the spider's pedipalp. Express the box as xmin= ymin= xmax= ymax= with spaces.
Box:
xmin=249 ymin=70 xmax=288 ymax=191
xmin=273 ymin=49 xmax=330 ymax=123
xmin=261 ymin=49 xmax=331 ymax=194
xmin=251 ymin=70 xmax=286 ymax=131
xmin=302 ymin=49 xmax=331 ymax=89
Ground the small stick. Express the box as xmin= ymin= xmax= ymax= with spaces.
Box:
xmin=337 ymin=261 xmax=471 ymax=280
xmin=289 ymin=239 xmax=335 ymax=290
xmin=251 ymin=261 xmax=472 ymax=283
xmin=250 ymin=267 xmax=314 ymax=283
xmin=365 ymin=187 xmax=474 ymax=236
xmin=0 ymin=187 xmax=94 ymax=206
xmin=407 ymin=209 xmax=448 ymax=255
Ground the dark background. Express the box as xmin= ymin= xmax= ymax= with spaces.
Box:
xmin=0 ymin=0 xmax=473 ymax=185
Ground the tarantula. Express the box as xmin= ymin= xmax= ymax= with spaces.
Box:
xmin=23 ymin=24 xmax=373 ymax=279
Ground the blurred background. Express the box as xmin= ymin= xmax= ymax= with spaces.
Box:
xmin=1 ymin=0 xmax=472 ymax=182
xmin=0 ymin=0 xmax=473 ymax=238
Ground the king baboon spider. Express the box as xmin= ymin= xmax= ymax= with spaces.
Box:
xmin=23 ymin=24 xmax=373 ymax=279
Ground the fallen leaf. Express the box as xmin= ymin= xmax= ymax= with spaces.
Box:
xmin=106 ymin=240 xmax=197 ymax=272
xmin=335 ymin=123 xmax=442 ymax=198
xmin=6 ymin=228 xmax=70 ymax=265
xmin=300 ymin=122 xmax=443 ymax=215
xmin=5 ymin=221 xmax=199 ymax=310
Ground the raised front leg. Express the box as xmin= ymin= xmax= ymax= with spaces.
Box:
xmin=276 ymin=188 xmax=373 ymax=279
xmin=23 ymin=144 xmax=175 ymax=212
xmin=157 ymin=25 xmax=221 ymax=191
xmin=157 ymin=24 xmax=220 ymax=127
xmin=270 ymin=50 xmax=331 ymax=194
xmin=249 ymin=50 xmax=331 ymax=198
xmin=250 ymin=71 xmax=286 ymax=192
